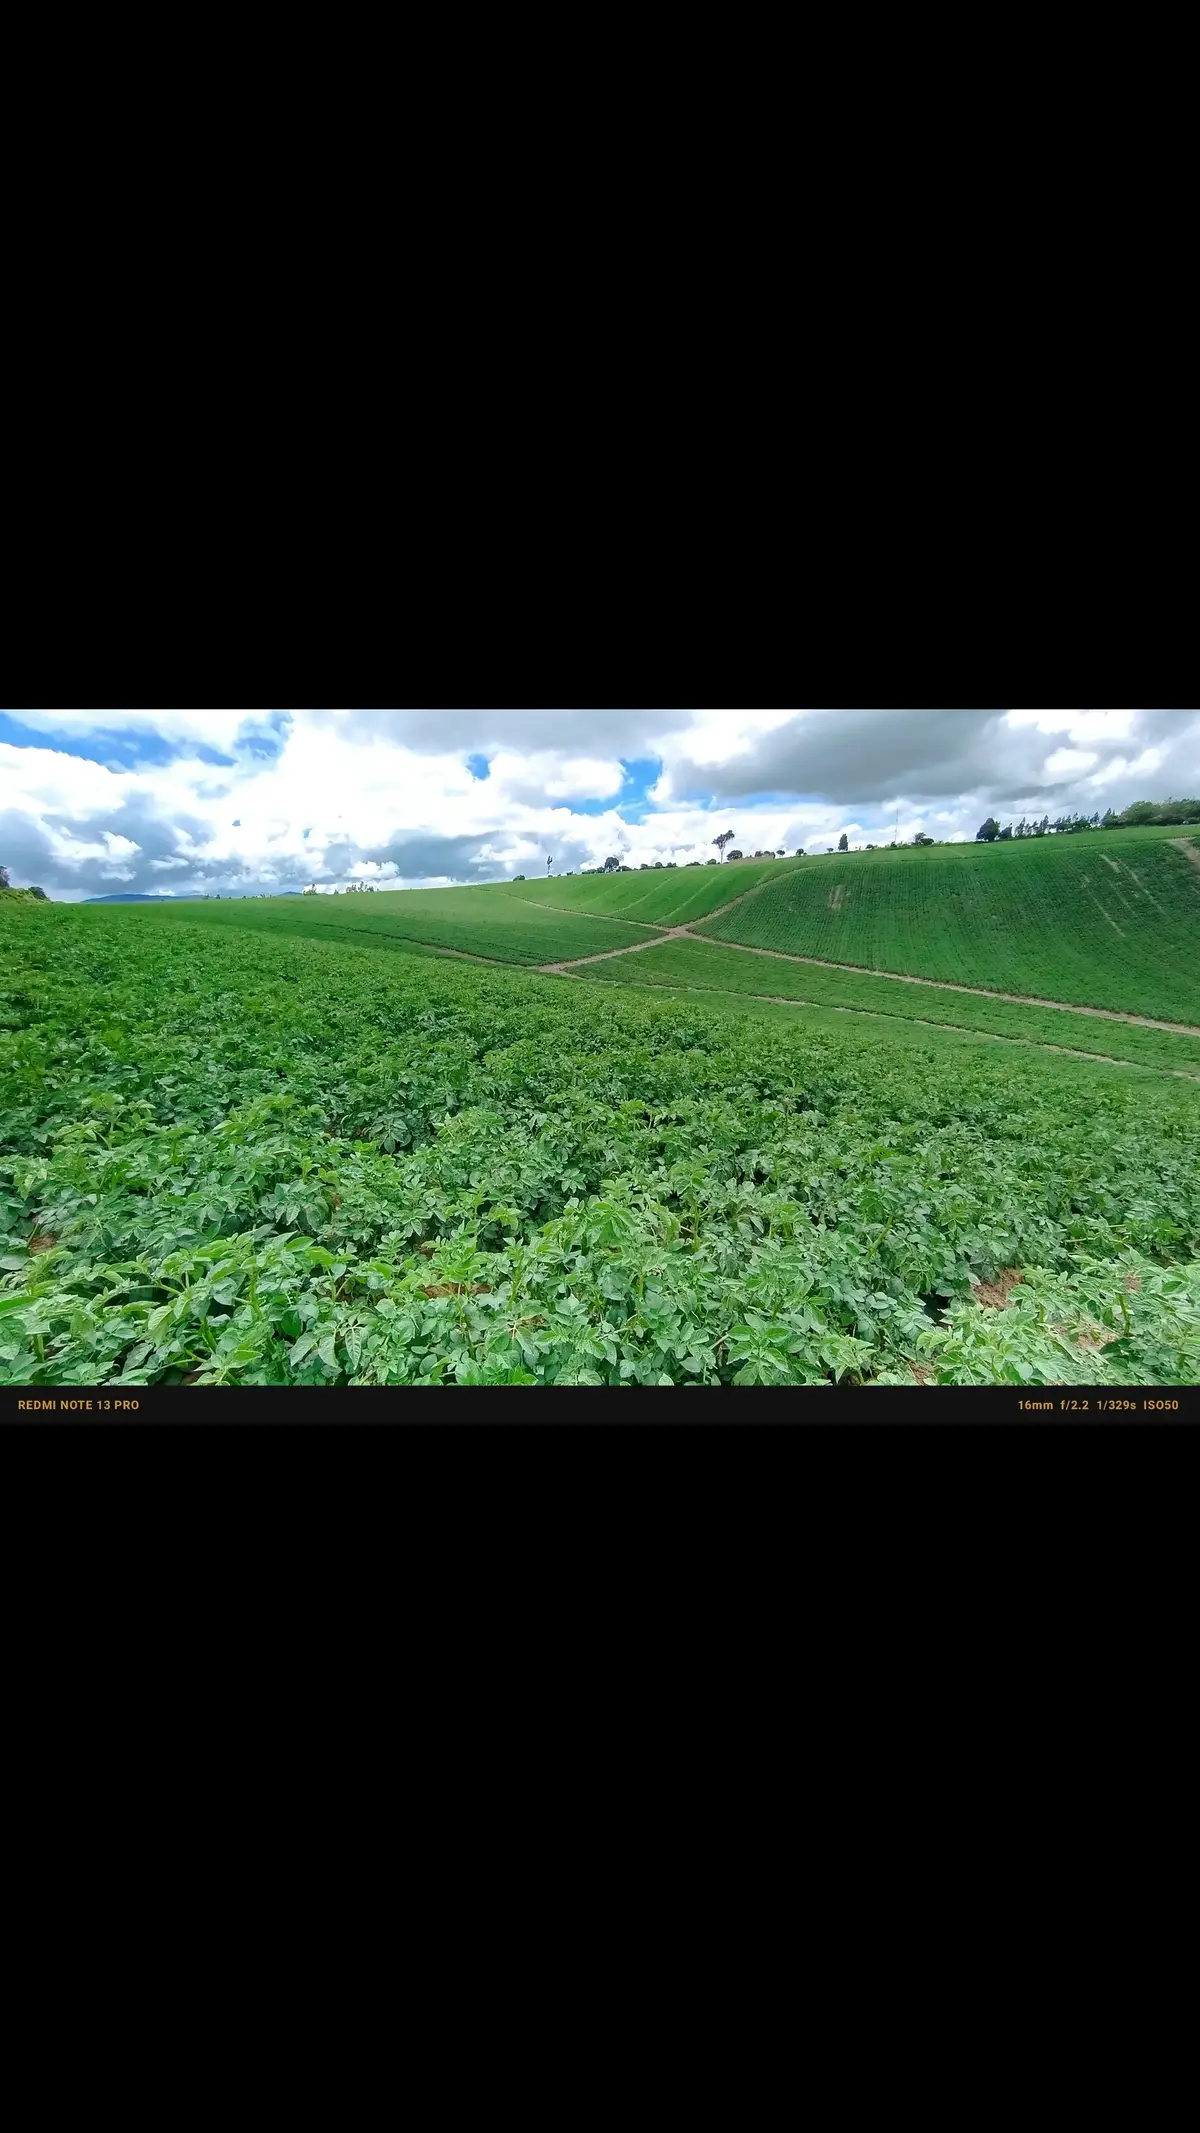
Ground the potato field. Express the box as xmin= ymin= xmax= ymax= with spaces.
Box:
xmin=3 ymin=898 xmax=1198 ymax=1389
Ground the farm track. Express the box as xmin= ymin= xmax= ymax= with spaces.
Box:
xmin=1173 ymin=838 xmax=1200 ymax=871
xmin=545 ymin=928 xmax=1200 ymax=1036
xmin=537 ymin=882 xmax=774 ymax=973
xmin=556 ymin=972 xmax=1200 ymax=1080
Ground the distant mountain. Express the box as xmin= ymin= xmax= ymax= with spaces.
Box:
xmin=84 ymin=891 xmax=305 ymax=903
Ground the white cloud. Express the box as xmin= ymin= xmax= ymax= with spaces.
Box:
xmin=1006 ymin=709 xmax=1138 ymax=743
xmin=2 ymin=708 xmax=1197 ymax=898
xmin=1043 ymin=748 xmax=1100 ymax=779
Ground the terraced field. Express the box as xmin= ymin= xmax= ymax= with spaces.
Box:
xmin=697 ymin=829 xmax=1200 ymax=1024
xmin=499 ymin=855 xmax=799 ymax=926
xmin=577 ymin=938 xmax=1200 ymax=1077
xmin=137 ymin=885 xmax=661 ymax=966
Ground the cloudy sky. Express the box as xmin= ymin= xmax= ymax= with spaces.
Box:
xmin=2 ymin=707 xmax=1197 ymax=900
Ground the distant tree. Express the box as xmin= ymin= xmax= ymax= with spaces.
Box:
xmin=1101 ymin=810 xmax=1120 ymax=829
xmin=0 ymin=864 xmax=9 ymax=889
xmin=713 ymin=831 xmax=736 ymax=858
xmin=976 ymin=818 xmax=1001 ymax=842
xmin=913 ymin=833 xmax=935 ymax=847
xmin=706 ymin=858 xmax=718 ymax=866
xmin=1119 ymin=796 xmax=1200 ymax=825
xmin=777 ymin=849 xmax=787 ymax=857
xmin=998 ymin=825 xmax=1013 ymax=841
xmin=28 ymin=885 xmax=47 ymax=899
xmin=513 ymin=874 xmax=526 ymax=881
xmin=838 ymin=833 xmax=849 ymax=853
xmin=794 ymin=850 xmax=805 ymax=858
xmin=726 ymin=849 xmax=743 ymax=862
xmin=602 ymin=855 xmax=622 ymax=873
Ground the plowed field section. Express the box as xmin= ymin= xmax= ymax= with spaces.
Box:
xmin=698 ymin=834 xmax=1200 ymax=1024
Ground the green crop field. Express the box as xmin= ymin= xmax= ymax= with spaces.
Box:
xmin=3 ymin=897 xmax=1198 ymax=1389
xmin=697 ymin=829 xmax=1200 ymax=1025
xmin=497 ymin=855 xmax=801 ymax=927
xmin=134 ymin=885 xmax=661 ymax=967
xmin=576 ymin=938 xmax=1200 ymax=1077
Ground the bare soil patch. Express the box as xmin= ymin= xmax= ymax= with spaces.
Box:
xmin=972 ymin=1270 xmax=1023 ymax=1310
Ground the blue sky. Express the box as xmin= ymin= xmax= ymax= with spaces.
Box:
xmin=2 ymin=708 xmax=1196 ymax=900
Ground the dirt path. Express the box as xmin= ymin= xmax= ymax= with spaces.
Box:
xmin=530 ymin=874 xmax=775 ymax=959
xmin=543 ymin=927 xmax=1200 ymax=1036
xmin=556 ymin=971 xmax=1200 ymax=1080
xmin=1171 ymin=838 xmax=1200 ymax=871
xmin=678 ymin=938 xmax=1200 ymax=1036
xmin=540 ymin=926 xmax=696 ymax=973
xmin=536 ymin=878 xmax=776 ymax=973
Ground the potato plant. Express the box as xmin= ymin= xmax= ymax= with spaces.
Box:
xmin=2 ymin=901 xmax=1198 ymax=1388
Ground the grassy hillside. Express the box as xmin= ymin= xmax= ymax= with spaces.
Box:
xmin=3 ymin=899 xmax=1198 ymax=1388
xmin=577 ymin=938 xmax=1200 ymax=1076
xmin=697 ymin=829 xmax=1200 ymax=1023
xmin=499 ymin=855 xmax=801 ymax=926
xmin=133 ymin=885 xmax=663 ymax=966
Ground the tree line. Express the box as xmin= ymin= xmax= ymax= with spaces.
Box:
xmin=0 ymin=866 xmax=47 ymax=898
xmin=976 ymin=797 xmax=1200 ymax=842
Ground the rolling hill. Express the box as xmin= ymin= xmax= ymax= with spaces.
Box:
xmin=497 ymin=855 xmax=801 ymax=926
xmin=132 ymin=884 xmax=663 ymax=966
xmin=694 ymin=828 xmax=1200 ymax=1024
